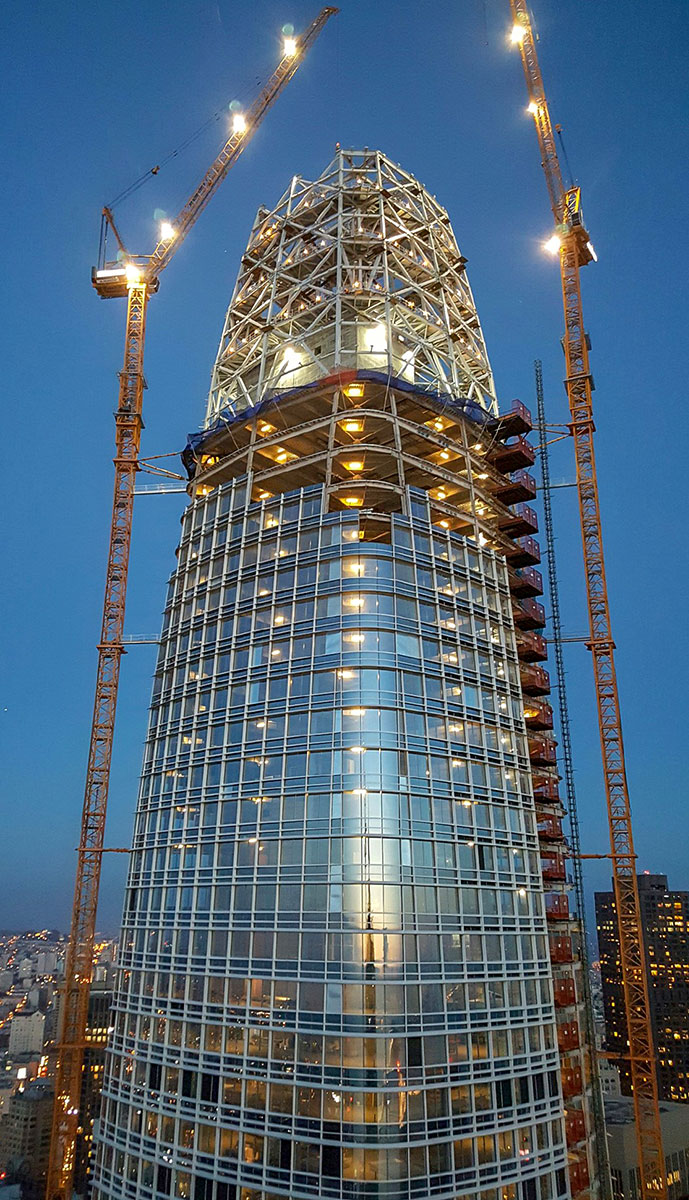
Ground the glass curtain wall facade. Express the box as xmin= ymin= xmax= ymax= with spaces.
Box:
xmin=92 ymin=149 xmax=570 ymax=1200
xmin=94 ymin=486 xmax=567 ymax=1200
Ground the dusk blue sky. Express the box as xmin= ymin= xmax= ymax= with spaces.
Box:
xmin=2 ymin=1 xmax=687 ymax=934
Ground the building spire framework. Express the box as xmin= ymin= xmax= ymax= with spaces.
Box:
xmin=208 ymin=149 xmax=497 ymax=425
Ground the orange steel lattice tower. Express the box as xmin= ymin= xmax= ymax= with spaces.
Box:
xmin=46 ymin=13 xmax=337 ymax=1200
xmin=509 ymin=4 xmax=666 ymax=1198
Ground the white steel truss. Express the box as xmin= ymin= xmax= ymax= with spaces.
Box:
xmin=206 ymin=148 xmax=497 ymax=425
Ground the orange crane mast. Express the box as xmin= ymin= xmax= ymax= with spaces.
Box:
xmin=46 ymin=12 xmax=337 ymax=1200
xmin=508 ymin=4 xmax=666 ymax=1197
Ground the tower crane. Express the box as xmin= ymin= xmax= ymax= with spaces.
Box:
xmin=508 ymin=4 xmax=666 ymax=1197
xmin=46 ymin=11 xmax=337 ymax=1200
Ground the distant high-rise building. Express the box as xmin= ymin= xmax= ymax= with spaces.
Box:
xmin=596 ymin=873 xmax=689 ymax=1103
xmin=92 ymin=150 xmax=602 ymax=1200
xmin=73 ymin=983 xmax=113 ymax=1198
xmin=0 ymin=1080 xmax=54 ymax=1200
xmin=604 ymin=1095 xmax=689 ymax=1200
xmin=8 ymin=1011 xmax=44 ymax=1057
xmin=36 ymin=951 xmax=57 ymax=976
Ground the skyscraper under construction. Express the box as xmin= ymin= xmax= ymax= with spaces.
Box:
xmin=92 ymin=150 xmax=601 ymax=1200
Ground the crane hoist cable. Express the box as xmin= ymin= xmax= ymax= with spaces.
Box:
xmin=102 ymin=87 xmax=256 ymax=238
xmin=509 ymin=4 xmax=666 ymax=1197
xmin=46 ymin=12 xmax=337 ymax=1200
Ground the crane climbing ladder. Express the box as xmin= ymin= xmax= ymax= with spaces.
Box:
xmin=535 ymin=359 xmax=610 ymax=1200
xmin=509 ymin=4 xmax=666 ymax=1197
xmin=46 ymin=12 xmax=337 ymax=1200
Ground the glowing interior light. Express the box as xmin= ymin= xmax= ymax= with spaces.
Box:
xmin=232 ymin=113 xmax=247 ymax=134
xmin=281 ymin=345 xmax=302 ymax=373
xmin=283 ymin=35 xmax=297 ymax=56
xmin=544 ymin=234 xmax=561 ymax=255
xmin=511 ymin=24 xmax=525 ymax=43
xmin=342 ymin=495 xmax=363 ymax=507
xmin=344 ymin=383 xmax=365 ymax=399
xmin=344 ymin=460 xmax=364 ymax=472
xmin=349 ymin=746 xmax=366 ymax=754
xmin=160 ymin=221 xmax=175 ymax=240
xmin=346 ymin=633 xmax=365 ymax=643
xmin=125 ymin=263 xmax=142 ymax=284
xmin=365 ymin=323 xmax=388 ymax=354
xmin=341 ymin=419 xmax=364 ymax=433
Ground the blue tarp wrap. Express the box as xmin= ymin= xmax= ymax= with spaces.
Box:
xmin=183 ymin=370 xmax=493 ymax=474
